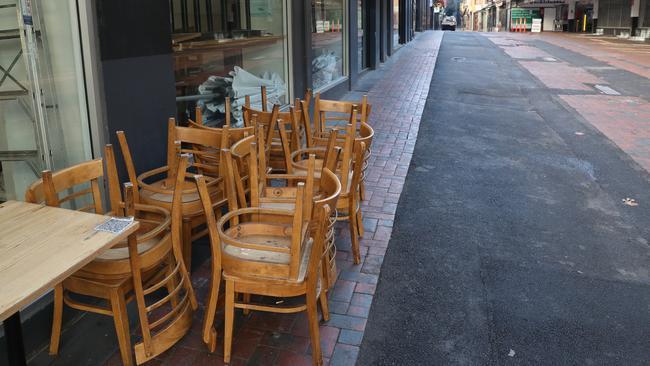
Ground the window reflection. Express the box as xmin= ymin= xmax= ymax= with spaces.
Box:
xmin=311 ymin=0 xmax=345 ymax=90
xmin=171 ymin=0 xmax=288 ymax=126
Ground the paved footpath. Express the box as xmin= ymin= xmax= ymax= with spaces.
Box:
xmin=359 ymin=31 xmax=650 ymax=365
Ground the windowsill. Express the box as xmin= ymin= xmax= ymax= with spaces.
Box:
xmin=313 ymin=76 xmax=349 ymax=94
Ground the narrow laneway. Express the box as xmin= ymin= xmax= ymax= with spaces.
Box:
xmin=359 ymin=32 xmax=650 ymax=365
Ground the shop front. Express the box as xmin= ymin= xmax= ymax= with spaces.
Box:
xmin=597 ymin=0 xmax=632 ymax=34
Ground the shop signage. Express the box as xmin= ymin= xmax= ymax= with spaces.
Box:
xmin=531 ymin=18 xmax=542 ymax=32
xmin=510 ymin=8 xmax=541 ymax=28
xmin=316 ymin=20 xmax=325 ymax=33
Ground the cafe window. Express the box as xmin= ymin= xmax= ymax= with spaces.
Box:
xmin=171 ymin=0 xmax=289 ymax=126
xmin=311 ymin=0 xmax=346 ymax=91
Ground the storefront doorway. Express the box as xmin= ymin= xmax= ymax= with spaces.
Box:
xmin=0 ymin=0 xmax=94 ymax=202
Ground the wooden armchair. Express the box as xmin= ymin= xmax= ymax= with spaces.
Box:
xmin=196 ymin=171 xmax=333 ymax=365
xmin=25 ymin=149 xmax=194 ymax=365
xmin=116 ymin=119 xmax=226 ymax=269
xmin=226 ymin=133 xmax=342 ymax=287
xmin=291 ymin=118 xmax=367 ymax=264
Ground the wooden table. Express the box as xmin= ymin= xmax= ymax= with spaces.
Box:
xmin=0 ymin=201 xmax=140 ymax=366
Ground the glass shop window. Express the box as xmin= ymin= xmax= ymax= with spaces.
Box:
xmin=311 ymin=0 xmax=346 ymax=91
xmin=171 ymin=0 xmax=289 ymax=127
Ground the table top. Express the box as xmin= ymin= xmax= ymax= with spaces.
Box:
xmin=0 ymin=201 xmax=140 ymax=322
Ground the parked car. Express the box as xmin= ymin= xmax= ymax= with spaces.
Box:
xmin=441 ymin=15 xmax=456 ymax=31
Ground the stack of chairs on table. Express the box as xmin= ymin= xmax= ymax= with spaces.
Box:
xmin=27 ymin=88 xmax=374 ymax=365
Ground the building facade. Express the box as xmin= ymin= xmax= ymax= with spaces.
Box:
xmin=0 ymin=0 xmax=421 ymax=359
xmin=0 ymin=0 xmax=420 ymax=205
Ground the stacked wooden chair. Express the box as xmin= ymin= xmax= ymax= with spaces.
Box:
xmin=195 ymin=157 xmax=337 ymax=365
xmin=291 ymin=107 xmax=369 ymax=264
xmin=116 ymin=119 xmax=226 ymax=269
xmin=25 ymin=147 xmax=197 ymax=365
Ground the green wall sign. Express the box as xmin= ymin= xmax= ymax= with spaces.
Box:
xmin=511 ymin=8 xmax=541 ymax=28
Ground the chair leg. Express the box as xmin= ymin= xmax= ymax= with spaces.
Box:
xmin=349 ymin=207 xmax=361 ymax=265
xmin=224 ymin=280 xmax=235 ymax=364
xmin=356 ymin=208 xmax=365 ymax=238
xmin=306 ymin=292 xmax=323 ymax=366
xmin=109 ymin=288 xmax=133 ymax=366
xmin=202 ymin=271 xmax=220 ymax=353
xmin=242 ymin=293 xmax=251 ymax=315
xmin=319 ymin=289 xmax=330 ymax=322
xmin=49 ymin=283 xmax=64 ymax=355
xmin=359 ymin=181 xmax=366 ymax=201
xmin=182 ymin=219 xmax=193 ymax=271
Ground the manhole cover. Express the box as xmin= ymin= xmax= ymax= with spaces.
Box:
xmin=451 ymin=56 xmax=466 ymax=62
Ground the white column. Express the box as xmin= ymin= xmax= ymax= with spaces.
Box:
xmin=568 ymin=0 xmax=576 ymax=20
xmin=593 ymin=0 xmax=599 ymax=19
xmin=631 ymin=0 xmax=640 ymax=17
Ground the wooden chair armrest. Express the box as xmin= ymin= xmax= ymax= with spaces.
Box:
xmin=115 ymin=202 xmax=171 ymax=243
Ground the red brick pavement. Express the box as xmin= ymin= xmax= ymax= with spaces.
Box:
xmin=560 ymin=95 xmax=650 ymax=171
xmin=519 ymin=61 xmax=606 ymax=90
xmin=487 ymin=32 xmax=650 ymax=175
xmin=104 ymin=31 xmax=443 ymax=366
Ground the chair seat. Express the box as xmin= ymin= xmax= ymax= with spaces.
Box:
xmin=143 ymin=188 xmax=200 ymax=203
xmin=95 ymin=236 xmax=159 ymax=261
xmin=222 ymin=222 xmax=312 ymax=283
xmin=259 ymin=201 xmax=296 ymax=211
xmin=222 ymin=235 xmax=313 ymax=285
xmin=77 ymin=232 xmax=172 ymax=277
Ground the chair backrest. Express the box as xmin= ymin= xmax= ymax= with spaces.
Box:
xmin=314 ymin=168 xmax=341 ymax=290
xmin=25 ymin=159 xmax=104 ymax=214
xmin=242 ymin=104 xmax=279 ymax=147
xmin=192 ymin=97 xmax=233 ymax=127
xmin=305 ymin=204 xmax=332 ymax=289
xmin=356 ymin=122 xmax=374 ymax=184
xmin=130 ymin=154 xmax=198 ymax=364
xmin=167 ymin=118 xmax=224 ymax=179
xmin=313 ymin=93 xmax=370 ymax=134
xmin=188 ymin=120 xmax=254 ymax=146
xmin=312 ymin=121 xmax=354 ymax=191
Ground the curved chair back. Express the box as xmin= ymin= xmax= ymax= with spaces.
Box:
xmin=313 ymin=93 xmax=370 ymax=134
xmin=25 ymin=159 xmax=104 ymax=214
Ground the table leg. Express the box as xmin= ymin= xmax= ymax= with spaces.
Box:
xmin=4 ymin=312 xmax=27 ymax=366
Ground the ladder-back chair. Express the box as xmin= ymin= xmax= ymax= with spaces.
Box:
xmin=313 ymin=93 xmax=371 ymax=137
xmin=25 ymin=152 xmax=184 ymax=365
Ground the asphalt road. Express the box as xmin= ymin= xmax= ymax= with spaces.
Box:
xmin=357 ymin=32 xmax=650 ymax=365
